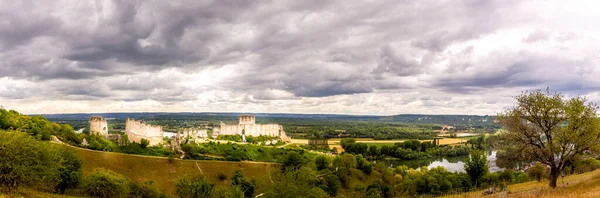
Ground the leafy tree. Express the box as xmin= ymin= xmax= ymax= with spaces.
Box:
xmin=318 ymin=170 xmax=341 ymax=196
xmin=140 ymin=138 xmax=150 ymax=149
xmin=468 ymin=135 xmax=485 ymax=150
xmin=82 ymin=168 xmax=130 ymax=198
xmin=528 ymin=162 xmax=546 ymax=182
xmin=355 ymin=155 xmax=373 ymax=174
xmin=314 ymin=155 xmax=330 ymax=170
xmin=496 ymin=89 xmax=600 ymax=188
xmin=498 ymin=169 xmax=515 ymax=183
xmin=464 ymin=150 xmax=489 ymax=187
xmin=55 ymin=146 xmax=82 ymax=194
xmin=0 ymin=131 xmax=62 ymax=193
xmin=340 ymin=138 xmax=356 ymax=149
xmin=368 ymin=145 xmax=380 ymax=157
xmin=175 ymin=176 xmax=214 ymax=198
xmin=281 ymin=151 xmax=306 ymax=172
xmin=231 ymin=170 xmax=255 ymax=198
xmin=380 ymin=145 xmax=391 ymax=156
xmin=262 ymin=167 xmax=329 ymax=198
xmin=332 ymin=154 xmax=356 ymax=187
xmin=129 ymin=180 xmax=163 ymax=198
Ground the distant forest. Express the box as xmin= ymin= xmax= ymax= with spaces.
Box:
xmin=42 ymin=113 xmax=500 ymax=139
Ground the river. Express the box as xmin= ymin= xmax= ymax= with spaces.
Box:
xmin=382 ymin=151 xmax=503 ymax=172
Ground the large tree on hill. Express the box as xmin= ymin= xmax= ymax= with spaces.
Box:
xmin=496 ymin=89 xmax=600 ymax=188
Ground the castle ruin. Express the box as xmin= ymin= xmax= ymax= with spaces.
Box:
xmin=89 ymin=116 xmax=108 ymax=136
xmin=215 ymin=115 xmax=290 ymax=142
xmin=178 ymin=128 xmax=208 ymax=143
xmin=125 ymin=118 xmax=164 ymax=146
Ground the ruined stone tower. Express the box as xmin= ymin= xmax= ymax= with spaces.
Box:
xmin=239 ymin=115 xmax=256 ymax=125
xmin=89 ymin=116 xmax=108 ymax=136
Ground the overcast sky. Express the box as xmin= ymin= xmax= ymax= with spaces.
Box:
xmin=1 ymin=0 xmax=600 ymax=115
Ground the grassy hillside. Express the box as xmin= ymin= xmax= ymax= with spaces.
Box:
xmin=444 ymin=169 xmax=600 ymax=198
xmin=0 ymin=188 xmax=80 ymax=198
xmin=73 ymin=146 xmax=276 ymax=197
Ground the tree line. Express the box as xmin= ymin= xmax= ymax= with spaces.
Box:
xmin=340 ymin=138 xmax=471 ymax=160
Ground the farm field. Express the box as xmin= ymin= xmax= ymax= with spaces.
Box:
xmin=73 ymin=146 xmax=276 ymax=197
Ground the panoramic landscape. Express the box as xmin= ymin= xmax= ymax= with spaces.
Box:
xmin=2 ymin=0 xmax=600 ymax=198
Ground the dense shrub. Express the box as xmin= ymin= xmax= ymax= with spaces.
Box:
xmin=231 ymin=170 xmax=256 ymax=198
xmin=82 ymin=168 xmax=130 ymax=198
xmin=528 ymin=162 xmax=546 ymax=182
xmin=55 ymin=146 xmax=83 ymax=194
xmin=314 ymin=155 xmax=331 ymax=170
xmin=175 ymin=176 xmax=215 ymax=198
xmin=464 ymin=150 xmax=489 ymax=186
xmin=86 ymin=135 xmax=119 ymax=151
xmin=571 ymin=158 xmax=600 ymax=173
xmin=0 ymin=109 xmax=83 ymax=145
xmin=262 ymin=167 xmax=329 ymax=198
xmin=129 ymin=180 xmax=163 ymax=198
xmin=0 ymin=131 xmax=62 ymax=192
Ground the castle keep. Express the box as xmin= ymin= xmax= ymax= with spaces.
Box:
xmin=89 ymin=116 xmax=108 ymax=135
xmin=216 ymin=115 xmax=290 ymax=142
xmin=125 ymin=118 xmax=164 ymax=146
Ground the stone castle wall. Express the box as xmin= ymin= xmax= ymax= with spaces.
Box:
xmin=125 ymin=118 xmax=164 ymax=146
xmin=218 ymin=115 xmax=291 ymax=142
xmin=219 ymin=123 xmax=283 ymax=136
xmin=179 ymin=128 xmax=208 ymax=142
xmin=89 ymin=116 xmax=108 ymax=136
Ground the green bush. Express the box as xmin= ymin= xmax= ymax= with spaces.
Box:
xmin=527 ymin=162 xmax=546 ymax=182
xmin=175 ymin=176 xmax=214 ymax=198
xmin=140 ymin=138 xmax=150 ymax=149
xmin=217 ymin=173 xmax=227 ymax=181
xmin=0 ymin=131 xmax=62 ymax=192
xmin=82 ymin=168 xmax=130 ymax=198
xmin=55 ymin=146 xmax=83 ymax=194
xmin=231 ymin=170 xmax=255 ymax=198
xmin=129 ymin=180 xmax=163 ymax=198
xmin=572 ymin=158 xmax=600 ymax=173
xmin=315 ymin=155 xmax=331 ymax=170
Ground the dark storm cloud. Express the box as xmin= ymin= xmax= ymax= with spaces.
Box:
xmin=432 ymin=51 xmax=588 ymax=94
xmin=0 ymin=1 xmax=61 ymax=51
xmin=372 ymin=44 xmax=423 ymax=76
xmin=0 ymin=0 xmax=598 ymax=111
xmin=63 ymin=0 xmax=260 ymax=67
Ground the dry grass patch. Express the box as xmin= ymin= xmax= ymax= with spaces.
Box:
xmin=442 ymin=170 xmax=600 ymax=198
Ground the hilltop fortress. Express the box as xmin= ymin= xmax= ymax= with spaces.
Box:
xmin=89 ymin=116 xmax=108 ymax=135
xmin=215 ymin=115 xmax=290 ymax=142
xmin=125 ymin=118 xmax=164 ymax=146
xmin=88 ymin=115 xmax=288 ymax=147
